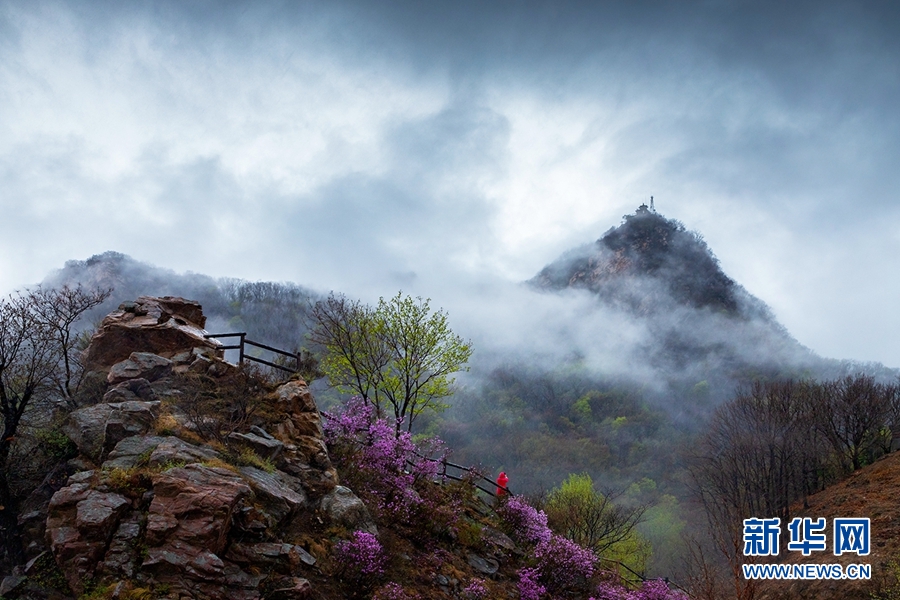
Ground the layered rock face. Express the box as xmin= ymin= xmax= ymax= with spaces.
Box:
xmin=11 ymin=297 xmax=370 ymax=600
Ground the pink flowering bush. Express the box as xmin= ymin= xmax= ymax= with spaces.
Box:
xmin=334 ymin=530 xmax=386 ymax=588
xmin=324 ymin=397 xmax=451 ymax=522
xmin=497 ymin=495 xmax=552 ymax=545
xmin=500 ymin=495 xmax=598 ymax=598
xmin=462 ymin=578 xmax=488 ymax=599
xmin=517 ymin=567 xmax=548 ymax=600
xmin=534 ymin=534 xmax=597 ymax=592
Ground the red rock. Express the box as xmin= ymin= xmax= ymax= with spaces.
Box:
xmin=83 ymin=296 xmax=221 ymax=370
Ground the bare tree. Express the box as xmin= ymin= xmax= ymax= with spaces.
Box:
xmin=309 ymin=293 xmax=392 ymax=413
xmin=0 ymin=286 xmax=107 ymax=566
xmin=689 ymin=380 xmax=827 ymax=600
xmin=30 ymin=285 xmax=111 ymax=405
xmin=815 ymin=375 xmax=894 ymax=473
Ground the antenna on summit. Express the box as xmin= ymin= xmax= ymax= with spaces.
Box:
xmin=650 ymin=196 xmax=655 ymax=212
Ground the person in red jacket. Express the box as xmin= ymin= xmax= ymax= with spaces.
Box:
xmin=496 ymin=471 xmax=509 ymax=497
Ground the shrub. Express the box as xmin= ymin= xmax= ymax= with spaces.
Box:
xmin=35 ymin=428 xmax=77 ymax=460
xmin=534 ymin=533 xmax=597 ymax=593
xmin=591 ymin=578 xmax=688 ymax=600
xmin=517 ymin=567 xmax=547 ymax=600
xmin=462 ymin=578 xmax=488 ymax=599
xmin=334 ymin=530 xmax=386 ymax=588
xmin=323 ymin=397 xmax=449 ymax=521
xmin=497 ymin=495 xmax=552 ymax=545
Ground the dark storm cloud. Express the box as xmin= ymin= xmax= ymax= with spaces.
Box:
xmin=2 ymin=0 xmax=900 ymax=365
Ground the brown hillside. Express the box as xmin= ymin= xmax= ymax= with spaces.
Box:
xmin=756 ymin=450 xmax=900 ymax=600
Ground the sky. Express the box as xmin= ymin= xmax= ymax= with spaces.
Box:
xmin=1 ymin=0 xmax=899 ymax=367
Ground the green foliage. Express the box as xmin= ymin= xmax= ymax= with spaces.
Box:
xmin=78 ymin=582 xmax=115 ymax=600
xmin=544 ymin=474 xmax=649 ymax=575
xmin=312 ymin=291 xmax=472 ymax=432
xmin=570 ymin=394 xmax=592 ymax=421
xmin=35 ymin=427 xmax=77 ymax=460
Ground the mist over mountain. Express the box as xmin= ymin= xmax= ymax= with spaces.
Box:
xmin=529 ymin=204 xmax=897 ymax=393
xmin=42 ymin=251 xmax=320 ymax=357
xmin=41 ymin=204 xmax=898 ymax=410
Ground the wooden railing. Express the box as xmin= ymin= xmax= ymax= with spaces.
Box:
xmin=204 ymin=332 xmax=300 ymax=373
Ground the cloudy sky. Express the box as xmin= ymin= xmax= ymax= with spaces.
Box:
xmin=2 ymin=1 xmax=899 ymax=366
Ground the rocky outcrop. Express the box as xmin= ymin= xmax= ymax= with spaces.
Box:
xmin=25 ymin=297 xmax=343 ymax=600
xmin=46 ymin=477 xmax=131 ymax=594
xmin=62 ymin=400 xmax=160 ymax=461
xmin=83 ymin=296 xmax=221 ymax=370
xmin=107 ymin=352 xmax=172 ymax=384
xmin=270 ymin=380 xmax=337 ymax=498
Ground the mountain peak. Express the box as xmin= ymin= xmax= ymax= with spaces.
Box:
xmin=533 ymin=204 xmax=739 ymax=314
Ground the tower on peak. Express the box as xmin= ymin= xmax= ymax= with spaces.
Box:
xmin=636 ymin=197 xmax=654 ymax=215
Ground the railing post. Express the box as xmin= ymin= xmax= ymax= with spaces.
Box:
xmin=239 ymin=333 xmax=245 ymax=365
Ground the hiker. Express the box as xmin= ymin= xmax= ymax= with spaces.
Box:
xmin=496 ymin=471 xmax=509 ymax=497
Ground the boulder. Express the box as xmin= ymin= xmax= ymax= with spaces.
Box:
xmin=275 ymin=380 xmax=318 ymax=414
xmin=238 ymin=466 xmax=307 ymax=525
xmin=63 ymin=400 xmax=160 ymax=460
xmin=146 ymin=464 xmax=250 ymax=553
xmin=224 ymin=542 xmax=316 ymax=572
xmin=269 ymin=380 xmax=337 ymax=498
xmin=280 ymin=461 xmax=337 ymax=499
xmin=140 ymin=464 xmax=254 ymax=598
xmin=107 ymin=352 xmax=172 ymax=384
xmin=102 ymin=435 xmax=168 ymax=470
xmin=83 ymin=296 xmax=221 ymax=370
xmin=102 ymin=377 xmax=156 ymax=403
xmin=467 ymin=552 xmax=500 ymax=575
xmin=0 ymin=575 xmax=26 ymax=597
xmin=98 ymin=515 xmax=142 ymax=578
xmin=319 ymin=486 xmax=377 ymax=536
xmin=146 ymin=437 xmax=222 ymax=468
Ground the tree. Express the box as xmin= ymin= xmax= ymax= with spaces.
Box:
xmin=815 ymin=375 xmax=896 ymax=472
xmin=311 ymin=291 xmax=472 ymax=432
xmin=30 ymin=285 xmax=111 ymax=405
xmin=0 ymin=285 xmax=107 ymax=566
xmin=543 ymin=473 xmax=648 ymax=572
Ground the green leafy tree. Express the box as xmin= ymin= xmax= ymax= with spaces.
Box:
xmin=311 ymin=291 xmax=472 ymax=432
xmin=544 ymin=473 xmax=649 ymax=574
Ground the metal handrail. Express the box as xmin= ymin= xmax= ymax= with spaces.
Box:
xmin=204 ymin=332 xmax=299 ymax=373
